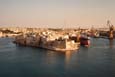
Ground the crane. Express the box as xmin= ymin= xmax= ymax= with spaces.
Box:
xmin=107 ymin=20 xmax=114 ymax=39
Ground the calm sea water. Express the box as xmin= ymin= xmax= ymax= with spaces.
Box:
xmin=0 ymin=37 xmax=115 ymax=77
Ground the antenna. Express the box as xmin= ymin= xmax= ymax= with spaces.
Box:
xmin=107 ymin=20 xmax=111 ymax=28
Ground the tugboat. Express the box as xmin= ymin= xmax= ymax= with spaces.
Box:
xmin=80 ymin=34 xmax=90 ymax=47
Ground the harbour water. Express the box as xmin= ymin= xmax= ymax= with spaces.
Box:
xmin=0 ymin=37 xmax=115 ymax=77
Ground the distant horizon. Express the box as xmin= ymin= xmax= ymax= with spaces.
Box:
xmin=0 ymin=0 xmax=115 ymax=28
xmin=0 ymin=24 xmax=110 ymax=29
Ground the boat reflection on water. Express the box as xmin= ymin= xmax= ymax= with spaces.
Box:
xmin=109 ymin=39 xmax=114 ymax=48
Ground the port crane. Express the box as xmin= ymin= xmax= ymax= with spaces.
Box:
xmin=107 ymin=20 xmax=114 ymax=39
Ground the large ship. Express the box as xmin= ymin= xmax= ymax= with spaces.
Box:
xmin=80 ymin=34 xmax=90 ymax=47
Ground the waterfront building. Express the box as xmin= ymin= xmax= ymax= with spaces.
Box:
xmin=14 ymin=30 xmax=80 ymax=51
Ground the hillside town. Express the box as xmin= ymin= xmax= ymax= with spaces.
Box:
xmin=0 ymin=21 xmax=114 ymax=51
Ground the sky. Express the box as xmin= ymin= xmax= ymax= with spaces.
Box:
xmin=0 ymin=0 xmax=115 ymax=28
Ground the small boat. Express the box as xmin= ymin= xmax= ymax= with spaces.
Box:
xmin=93 ymin=32 xmax=100 ymax=38
xmin=80 ymin=34 xmax=90 ymax=47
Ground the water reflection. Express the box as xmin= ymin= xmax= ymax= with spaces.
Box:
xmin=43 ymin=50 xmax=77 ymax=69
xmin=65 ymin=51 xmax=72 ymax=64
xmin=40 ymin=50 xmax=56 ymax=68
xmin=64 ymin=50 xmax=79 ymax=69
xmin=45 ymin=50 xmax=73 ymax=65
xmin=1 ymin=38 xmax=115 ymax=77
xmin=109 ymin=39 xmax=114 ymax=48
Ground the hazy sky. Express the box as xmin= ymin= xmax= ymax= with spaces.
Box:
xmin=0 ymin=0 xmax=115 ymax=28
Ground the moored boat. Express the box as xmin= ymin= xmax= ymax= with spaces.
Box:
xmin=80 ymin=34 xmax=90 ymax=47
